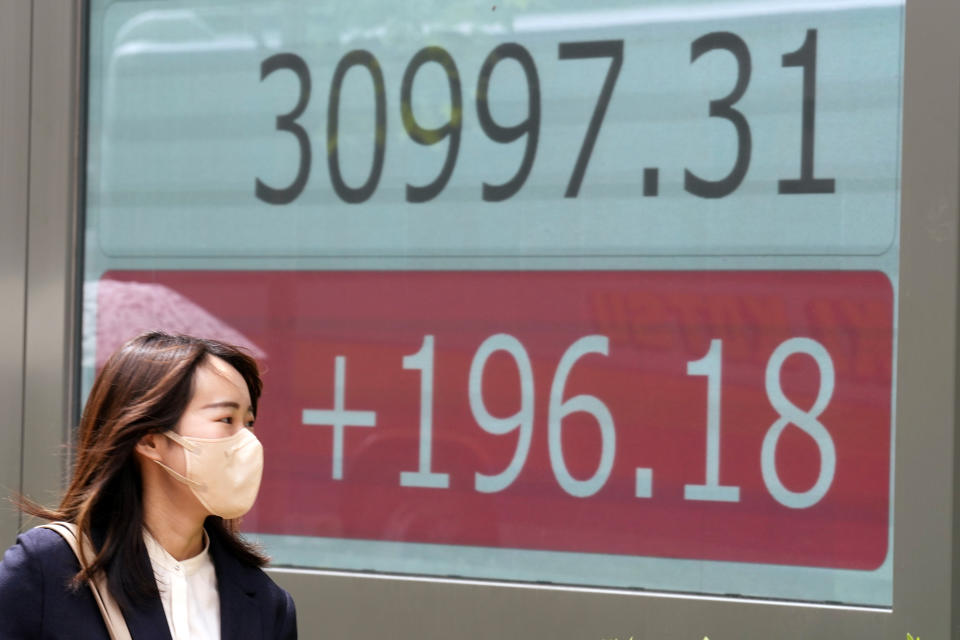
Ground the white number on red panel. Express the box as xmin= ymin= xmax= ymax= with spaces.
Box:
xmin=301 ymin=335 xmax=836 ymax=508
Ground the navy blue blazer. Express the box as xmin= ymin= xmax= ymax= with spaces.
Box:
xmin=0 ymin=526 xmax=296 ymax=639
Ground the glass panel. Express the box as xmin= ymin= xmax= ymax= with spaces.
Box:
xmin=84 ymin=0 xmax=903 ymax=606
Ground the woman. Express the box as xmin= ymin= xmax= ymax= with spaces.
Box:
xmin=0 ymin=332 xmax=296 ymax=639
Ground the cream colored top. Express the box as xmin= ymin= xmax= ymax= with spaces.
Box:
xmin=143 ymin=529 xmax=220 ymax=640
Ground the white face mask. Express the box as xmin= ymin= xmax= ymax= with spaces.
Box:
xmin=153 ymin=428 xmax=264 ymax=519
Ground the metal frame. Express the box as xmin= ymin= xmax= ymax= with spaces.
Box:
xmin=4 ymin=0 xmax=956 ymax=637
xmin=896 ymin=0 xmax=960 ymax=635
xmin=0 ymin=0 xmax=84 ymax=540
xmin=0 ymin=0 xmax=34 ymax=547
xmin=20 ymin=0 xmax=84 ymax=526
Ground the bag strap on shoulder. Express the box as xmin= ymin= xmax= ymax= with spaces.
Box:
xmin=39 ymin=522 xmax=132 ymax=640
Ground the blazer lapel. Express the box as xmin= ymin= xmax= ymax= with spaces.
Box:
xmin=210 ymin=532 xmax=262 ymax=640
xmin=124 ymin=594 xmax=173 ymax=640
xmin=108 ymin=528 xmax=171 ymax=640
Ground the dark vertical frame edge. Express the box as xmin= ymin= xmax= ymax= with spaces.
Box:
xmin=68 ymin=0 xmax=90 ymax=464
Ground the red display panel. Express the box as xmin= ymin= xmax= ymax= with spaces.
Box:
xmin=98 ymin=270 xmax=893 ymax=569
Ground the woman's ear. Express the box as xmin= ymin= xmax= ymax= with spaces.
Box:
xmin=134 ymin=432 xmax=164 ymax=462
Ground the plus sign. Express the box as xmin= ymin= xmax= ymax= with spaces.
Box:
xmin=302 ymin=356 xmax=377 ymax=480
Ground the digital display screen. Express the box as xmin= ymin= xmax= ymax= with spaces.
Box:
xmin=84 ymin=0 xmax=903 ymax=605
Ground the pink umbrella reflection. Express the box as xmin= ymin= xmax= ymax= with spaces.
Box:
xmin=87 ymin=279 xmax=267 ymax=369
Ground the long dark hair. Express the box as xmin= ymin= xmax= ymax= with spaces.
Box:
xmin=20 ymin=331 xmax=268 ymax=611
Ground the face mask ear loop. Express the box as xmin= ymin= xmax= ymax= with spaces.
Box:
xmin=163 ymin=430 xmax=200 ymax=453
xmin=153 ymin=430 xmax=202 ymax=487
xmin=151 ymin=458 xmax=203 ymax=488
